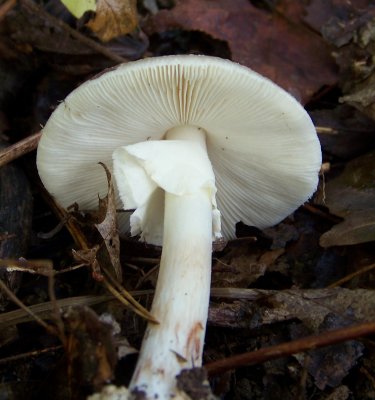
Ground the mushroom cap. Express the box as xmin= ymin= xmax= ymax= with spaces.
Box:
xmin=37 ymin=55 xmax=321 ymax=240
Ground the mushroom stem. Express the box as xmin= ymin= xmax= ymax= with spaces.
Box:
xmin=129 ymin=127 xmax=213 ymax=398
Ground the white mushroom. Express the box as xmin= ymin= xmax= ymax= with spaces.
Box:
xmin=37 ymin=55 xmax=322 ymax=399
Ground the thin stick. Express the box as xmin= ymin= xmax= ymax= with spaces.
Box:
xmin=0 ymin=294 xmax=114 ymax=327
xmin=328 ymin=263 xmax=375 ymax=288
xmin=0 ymin=279 xmax=55 ymax=334
xmin=47 ymin=269 xmax=67 ymax=344
xmin=302 ymin=203 xmax=342 ymax=223
xmin=0 ymin=132 xmax=42 ymax=167
xmin=204 ymin=321 xmax=375 ymax=376
xmin=0 ymin=345 xmax=62 ymax=365
xmin=102 ymin=271 xmax=159 ymax=324
xmin=315 ymin=126 xmax=338 ymax=135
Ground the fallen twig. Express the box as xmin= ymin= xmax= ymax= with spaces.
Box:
xmin=0 ymin=345 xmax=63 ymax=365
xmin=0 ymin=278 xmax=55 ymax=334
xmin=328 ymin=262 xmax=375 ymax=288
xmin=204 ymin=321 xmax=375 ymax=376
xmin=0 ymin=131 xmax=42 ymax=168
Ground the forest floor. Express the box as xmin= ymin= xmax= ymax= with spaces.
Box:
xmin=0 ymin=1 xmax=375 ymax=399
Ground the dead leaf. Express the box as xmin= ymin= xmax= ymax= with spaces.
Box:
xmin=208 ymin=287 xmax=375 ymax=342
xmin=304 ymin=0 xmax=372 ymax=34
xmin=116 ymin=337 xmax=138 ymax=359
xmin=208 ymin=300 xmax=257 ymax=329
xmin=72 ymin=246 xmax=104 ymax=281
xmin=6 ymin=3 xmax=93 ymax=55
xmin=325 ymin=386 xmax=351 ymax=400
xmin=320 ymin=152 xmax=375 ymax=247
xmin=144 ymin=0 xmax=337 ymax=103
xmin=63 ymin=306 xmax=117 ymax=390
xmin=69 ymin=164 xmax=122 ymax=281
xmin=94 ymin=164 xmax=122 ymax=282
xmin=263 ymin=222 xmax=299 ymax=249
xmin=321 ymin=151 xmax=375 ymax=217
xmin=320 ymin=210 xmax=375 ymax=247
xmin=310 ymin=106 xmax=375 ymax=160
xmin=212 ymin=247 xmax=284 ymax=288
xmin=341 ymin=84 xmax=375 ymax=121
xmin=176 ymin=368 xmax=216 ymax=400
xmin=86 ymin=0 xmax=138 ymax=42
xmin=292 ymin=314 xmax=364 ymax=390
xmin=318 ymin=151 xmax=375 ymax=247
xmin=321 ymin=5 xmax=375 ymax=119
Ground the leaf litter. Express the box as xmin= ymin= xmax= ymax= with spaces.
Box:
xmin=0 ymin=0 xmax=375 ymax=399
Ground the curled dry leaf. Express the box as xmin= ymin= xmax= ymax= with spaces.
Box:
xmin=86 ymin=0 xmax=138 ymax=42
xmin=72 ymin=246 xmax=104 ymax=281
xmin=94 ymin=163 xmax=122 ymax=282
xmin=70 ymin=163 xmax=122 ymax=281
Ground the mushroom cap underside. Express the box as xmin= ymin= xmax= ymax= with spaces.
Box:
xmin=37 ymin=55 xmax=322 ymax=240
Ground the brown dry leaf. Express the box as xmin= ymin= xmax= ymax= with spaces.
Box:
xmin=310 ymin=106 xmax=375 ymax=160
xmin=263 ymin=222 xmax=299 ymax=249
xmin=321 ymin=6 xmax=375 ymax=120
xmin=176 ymin=368 xmax=216 ymax=400
xmin=318 ymin=151 xmax=375 ymax=247
xmin=86 ymin=0 xmax=138 ymax=42
xmin=261 ymin=288 xmax=375 ymax=330
xmin=212 ymin=247 xmax=284 ymax=288
xmin=325 ymin=386 xmax=351 ymax=400
xmin=72 ymin=246 xmax=104 ymax=281
xmin=208 ymin=301 xmax=250 ymax=329
xmin=70 ymin=164 xmax=122 ymax=281
xmin=304 ymin=0 xmax=372 ymax=33
xmin=6 ymin=2 xmax=92 ymax=55
xmin=145 ymin=0 xmax=337 ymax=103
xmin=321 ymin=151 xmax=375 ymax=217
xmin=63 ymin=306 xmax=117 ymax=390
xmin=341 ymin=84 xmax=375 ymax=121
xmin=292 ymin=313 xmax=364 ymax=390
xmin=308 ymin=339 xmax=363 ymax=390
xmin=94 ymin=164 xmax=122 ymax=281
xmin=320 ymin=210 xmax=375 ymax=247
xmin=208 ymin=288 xmax=375 ymax=330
